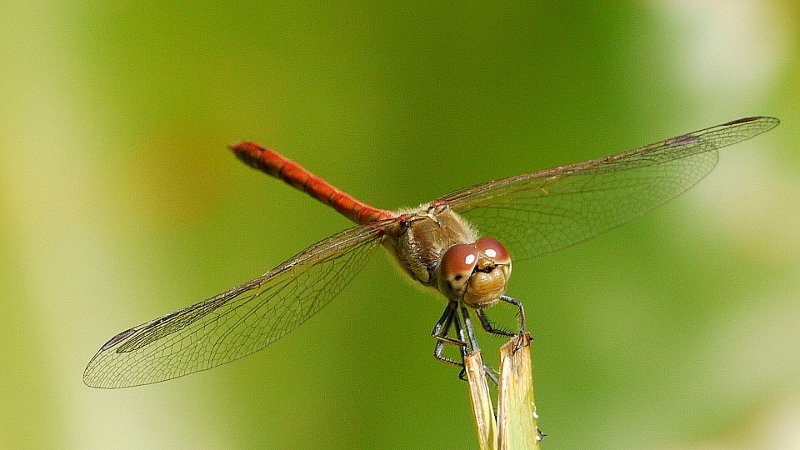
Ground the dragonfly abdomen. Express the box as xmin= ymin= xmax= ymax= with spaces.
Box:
xmin=230 ymin=142 xmax=394 ymax=225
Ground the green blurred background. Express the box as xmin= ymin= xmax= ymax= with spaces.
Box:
xmin=1 ymin=1 xmax=799 ymax=449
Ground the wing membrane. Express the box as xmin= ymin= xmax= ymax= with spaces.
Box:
xmin=84 ymin=221 xmax=388 ymax=388
xmin=440 ymin=117 xmax=779 ymax=260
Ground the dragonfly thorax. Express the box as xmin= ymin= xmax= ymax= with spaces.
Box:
xmin=382 ymin=204 xmax=512 ymax=307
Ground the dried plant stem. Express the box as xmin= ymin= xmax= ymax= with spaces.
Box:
xmin=465 ymin=333 xmax=540 ymax=450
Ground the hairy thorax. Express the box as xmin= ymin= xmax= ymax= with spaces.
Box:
xmin=381 ymin=203 xmax=511 ymax=309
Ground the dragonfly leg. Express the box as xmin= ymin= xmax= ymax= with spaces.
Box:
xmin=432 ymin=302 xmax=498 ymax=384
xmin=432 ymin=301 xmax=466 ymax=367
xmin=460 ymin=305 xmax=499 ymax=385
xmin=500 ymin=295 xmax=526 ymax=333
xmin=460 ymin=304 xmax=480 ymax=353
xmin=475 ymin=295 xmax=526 ymax=337
xmin=474 ymin=308 xmax=517 ymax=338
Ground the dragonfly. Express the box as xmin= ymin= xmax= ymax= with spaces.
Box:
xmin=84 ymin=116 xmax=779 ymax=388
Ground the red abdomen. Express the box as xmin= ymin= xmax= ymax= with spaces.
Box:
xmin=230 ymin=142 xmax=394 ymax=225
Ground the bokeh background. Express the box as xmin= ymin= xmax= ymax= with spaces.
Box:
xmin=2 ymin=1 xmax=799 ymax=449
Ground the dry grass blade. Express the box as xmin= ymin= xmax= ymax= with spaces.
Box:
xmin=465 ymin=350 xmax=497 ymax=450
xmin=497 ymin=333 xmax=540 ymax=450
xmin=465 ymin=333 xmax=539 ymax=450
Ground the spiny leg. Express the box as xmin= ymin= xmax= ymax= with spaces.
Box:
xmin=475 ymin=295 xmax=526 ymax=337
xmin=431 ymin=302 xmax=498 ymax=385
xmin=500 ymin=295 xmax=526 ymax=332
xmin=460 ymin=304 xmax=480 ymax=353
xmin=460 ymin=305 xmax=499 ymax=385
xmin=432 ymin=301 xmax=465 ymax=367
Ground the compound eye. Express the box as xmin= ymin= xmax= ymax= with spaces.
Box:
xmin=440 ymin=243 xmax=478 ymax=286
xmin=475 ymin=237 xmax=510 ymax=264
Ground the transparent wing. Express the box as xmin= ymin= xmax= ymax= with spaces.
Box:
xmin=84 ymin=221 xmax=389 ymax=388
xmin=439 ymin=117 xmax=779 ymax=261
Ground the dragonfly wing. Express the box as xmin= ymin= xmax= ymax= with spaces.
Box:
xmin=440 ymin=117 xmax=779 ymax=261
xmin=84 ymin=221 xmax=389 ymax=388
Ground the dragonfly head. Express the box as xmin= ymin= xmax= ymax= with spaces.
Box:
xmin=438 ymin=237 xmax=512 ymax=308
